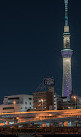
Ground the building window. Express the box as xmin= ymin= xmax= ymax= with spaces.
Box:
xmin=8 ymin=97 xmax=19 ymax=100
xmin=3 ymin=107 xmax=14 ymax=110
xmin=30 ymin=102 xmax=31 ymax=105
xmin=29 ymin=98 xmax=32 ymax=100
xmin=25 ymin=107 xmax=27 ymax=109
xmin=25 ymin=102 xmax=27 ymax=104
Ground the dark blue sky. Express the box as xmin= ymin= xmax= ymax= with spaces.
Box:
xmin=0 ymin=0 xmax=81 ymax=104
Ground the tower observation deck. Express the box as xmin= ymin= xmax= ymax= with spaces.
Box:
xmin=61 ymin=0 xmax=73 ymax=98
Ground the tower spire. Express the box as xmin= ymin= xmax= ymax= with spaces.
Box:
xmin=63 ymin=0 xmax=70 ymax=49
xmin=61 ymin=0 xmax=73 ymax=98
xmin=64 ymin=0 xmax=68 ymax=26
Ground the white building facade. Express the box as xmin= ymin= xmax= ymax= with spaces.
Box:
xmin=0 ymin=94 xmax=33 ymax=113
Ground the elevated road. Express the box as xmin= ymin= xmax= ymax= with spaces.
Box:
xmin=0 ymin=109 xmax=81 ymax=126
xmin=0 ymin=109 xmax=81 ymax=118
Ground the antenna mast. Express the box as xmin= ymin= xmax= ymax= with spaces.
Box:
xmin=64 ymin=0 xmax=68 ymax=26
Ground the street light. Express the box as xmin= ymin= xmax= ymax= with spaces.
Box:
xmin=13 ymin=101 xmax=16 ymax=112
xmin=41 ymin=99 xmax=43 ymax=111
xmin=73 ymin=96 xmax=76 ymax=109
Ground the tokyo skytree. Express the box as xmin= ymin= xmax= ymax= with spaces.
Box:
xmin=61 ymin=0 xmax=73 ymax=97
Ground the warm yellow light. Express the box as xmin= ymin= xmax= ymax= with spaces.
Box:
xmin=16 ymin=117 xmax=19 ymax=119
xmin=13 ymin=101 xmax=16 ymax=104
xmin=38 ymin=104 xmax=41 ymax=106
xmin=73 ymin=96 xmax=76 ymax=99
xmin=41 ymin=99 xmax=43 ymax=102
xmin=49 ymin=114 xmax=52 ymax=116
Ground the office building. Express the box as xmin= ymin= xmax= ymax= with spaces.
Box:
xmin=33 ymin=78 xmax=54 ymax=111
xmin=0 ymin=94 xmax=33 ymax=113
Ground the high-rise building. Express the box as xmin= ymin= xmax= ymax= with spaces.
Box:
xmin=61 ymin=0 xmax=73 ymax=97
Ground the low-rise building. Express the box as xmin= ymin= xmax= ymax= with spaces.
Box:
xmin=33 ymin=90 xmax=54 ymax=111
xmin=0 ymin=94 xmax=33 ymax=113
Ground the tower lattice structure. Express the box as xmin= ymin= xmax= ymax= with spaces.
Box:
xmin=61 ymin=0 xmax=73 ymax=97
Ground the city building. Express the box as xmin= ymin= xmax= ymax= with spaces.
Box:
xmin=54 ymin=92 xmax=77 ymax=110
xmin=72 ymin=95 xmax=81 ymax=109
xmin=0 ymin=94 xmax=33 ymax=113
xmin=54 ymin=93 xmax=68 ymax=110
xmin=54 ymin=93 xmax=63 ymax=110
xmin=54 ymin=93 xmax=57 ymax=110
xmin=33 ymin=78 xmax=54 ymax=111
xmin=57 ymin=95 xmax=81 ymax=110
xmin=61 ymin=0 xmax=73 ymax=97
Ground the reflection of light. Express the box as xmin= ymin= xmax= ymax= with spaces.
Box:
xmin=49 ymin=114 xmax=52 ymax=116
xmin=38 ymin=104 xmax=41 ymax=106
xmin=17 ymin=117 xmax=19 ymax=119
xmin=0 ymin=123 xmax=5 ymax=126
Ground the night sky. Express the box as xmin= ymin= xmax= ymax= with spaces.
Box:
xmin=0 ymin=0 xmax=81 ymax=104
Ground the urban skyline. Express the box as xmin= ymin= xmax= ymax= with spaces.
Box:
xmin=0 ymin=0 xmax=81 ymax=103
xmin=0 ymin=1 xmax=81 ymax=135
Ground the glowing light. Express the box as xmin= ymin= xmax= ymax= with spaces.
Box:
xmin=64 ymin=26 xmax=69 ymax=32
xmin=13 ymin=101 xmax=16 ymax=104
xmin=73 ymin=96 xmax=76 ymax=99
xmin=41 ymin=99 xmax=43 ymax=102
xmin=65 ymin=58 xmax=70 ymax=62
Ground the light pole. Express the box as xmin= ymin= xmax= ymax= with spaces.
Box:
xmin=41 ymin=99 xmax=43 ymax=111
xmin=73 ymin=96 xmax=76 ymax=109
xmin=13 ymin=101 xmax=16 ymax=112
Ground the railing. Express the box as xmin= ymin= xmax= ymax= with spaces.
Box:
xmin=0 ymin=126 xmax=81 ymax=134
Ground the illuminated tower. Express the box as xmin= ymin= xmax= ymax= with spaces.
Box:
xmin=61 ymin=0 xmax=73 ymax=97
